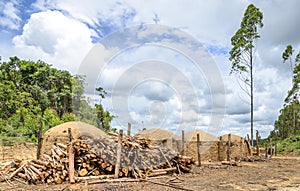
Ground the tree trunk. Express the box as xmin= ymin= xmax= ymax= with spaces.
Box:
xmin=250 ymin=48 xmax=254 ymax=147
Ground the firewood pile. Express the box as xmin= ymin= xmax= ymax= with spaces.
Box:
xmin=0 ymin=133 xmax=195 ymax=185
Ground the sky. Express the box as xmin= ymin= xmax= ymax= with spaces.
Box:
xmin=1 ymin=0 xmax=300 ymax=138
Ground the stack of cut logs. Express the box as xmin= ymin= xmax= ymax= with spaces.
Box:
xmin=0 ymin=143 xmax=70 ymax=184
xmin=0 ymin=134 xmax=195 ymax=184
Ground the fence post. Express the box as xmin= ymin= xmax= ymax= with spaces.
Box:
xmin=256 ymin=130 xmax=259 ymax=156
xmin=240 ymin=137 xmax=243 ymax=157
xmin=115 ymin=129 xmax=123 ymax=178
xmin=247 ymin=134 xmax=253 ymax=156
xmin=274 ymin=140 xmax=277 ymax=156
xmin=36 ymin=118 xmax=43 ymax=159
xmin=270 ymin=138 xmax=273 ymax=157
xmin=181 ymin=130 xmax=185 ymax=155
xmin=197 ymin=133 xmax=201 ymax=167
xmin=227 ymin=134 xmax=231 ymax=161
xmin=68 ymin=143 xmax=75 ymax=183
xmin=127 ymin=122 xmax=131 ymax=136
xmin=218 ymin=136 xmax=222 ymax=161
xmin=68 ymin=128 xmax=72 ymax=142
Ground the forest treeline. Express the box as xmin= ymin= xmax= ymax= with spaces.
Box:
xmin=0 ymin=56 xmax=114 ymax=142
xmin=269 ymin=45 xmax=300 ymax=141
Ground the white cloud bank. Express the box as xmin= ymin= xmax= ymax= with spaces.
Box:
xmin=12 ymin=10 xmax=94 ymax=72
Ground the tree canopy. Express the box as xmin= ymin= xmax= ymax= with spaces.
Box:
xmin=270 ymin=45 xmax=300 ymax=140
xmin=229 ymin=4 xmax=263 ymax=146
xmin=0 ymin=56 xmax=114 ymax=141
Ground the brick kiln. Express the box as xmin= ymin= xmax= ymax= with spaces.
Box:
xmin=40 ymin=121 xmax=107 ymax=155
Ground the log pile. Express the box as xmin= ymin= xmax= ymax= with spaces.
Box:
xmin=0 ymin=134 xmax=195 ymax=185
xmin=0 ymin=144 xmax=69 ymax=184
xmin=75 ymin=136 xmax=195 ymax=178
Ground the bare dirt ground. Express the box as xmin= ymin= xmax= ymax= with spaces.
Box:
xmin=1 ymin=155 xmax=299 ymax=191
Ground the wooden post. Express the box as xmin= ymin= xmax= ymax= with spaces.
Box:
xmin=227 ymin=134 xmax=231 ymax=161
xmin=274 ymin=140 xmax=277 ymax=156
xmin=181 ymin=130 xmax=185 ymax=155
xmin=256 ymin=130 xmax=259 ymax=156
xmin=269 ymin=138 xmax=273 ymax=156
xmin=240 ymin=137 xmax=244 ymax=157
xmin=265 ymin=142 xmax=268 ymax=157
xmin=68 ymin=145 xmax=75 ymax=183
xmin=176 ymin=140 xmax=179 ymax=152
xmin=36 ymin=118 xmax=43 ymax=159
xmin=218 ymin=136 xmax=222 ymax=161
xmin=247 ymin=134 xmax=251 ymax=144
xmin=68 ymin=128 xmax=72 ymax=142
xmin=66 ymin=127 xmax=75 ymax=183
xmin=197 ymin=133 xmax=201 ymax=167
xmin=127 ymin=122 xmax=131 ymax=136
xmin=247 ymin=134 xmax=253 ymax=156
xmin=115 ymin=129 xmax=123 ymax=178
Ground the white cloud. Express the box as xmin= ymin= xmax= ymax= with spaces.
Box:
xmin=0 ymin=0 xmax=21 ymax=30
xmin=12 ymin=10 xmax=94 ymax=73
xmin=32 ymin=0 xmax=137 ymax=37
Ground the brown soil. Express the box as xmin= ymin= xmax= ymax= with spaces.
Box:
xmin=1 ymin=155 xmax=299 ymax=191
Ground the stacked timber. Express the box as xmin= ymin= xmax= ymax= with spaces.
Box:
xmin=0 ymin=134 xmax=195 ymax=185
xmin=74 ymin=136 xmax=194 ymax=179
xmin=0 ymin=144 xmax=69 ymax=184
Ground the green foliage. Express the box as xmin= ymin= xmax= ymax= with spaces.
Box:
xmin=229 ymin=4 xmax=263 ymax=74
xmin=276 ymin=135 xmax=300 ymax=155
xmin=94 ymin=87 xmax=115 ymax=132
xmin=72 ymin=75 xmax=86 ymax=114
xmin=0 ymin=57 xmax=73 ymax=118
xmin=61 ymin=113 xmax=75 ymax=123
xmin=283 ymin=45 xmax=294 ymax=63
xmin=284 ymin=47 xmax=300 ymax=101
xmin=272 ymin=101 xmax=300 ymax=139
xmin=95 ymin=87 xmax=107 ymax=100
xmin=43 ymin=108 xmax=61 ymax=129
xmin=0 ymin=56 xmax=114 ymax=142
xmin=95 ymin=104 xmax=115 ymax=132
xmin=271 ymin=46 xmax=300 ymax=141
xmin=75 ymin=100 xmax=97 ymax=126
